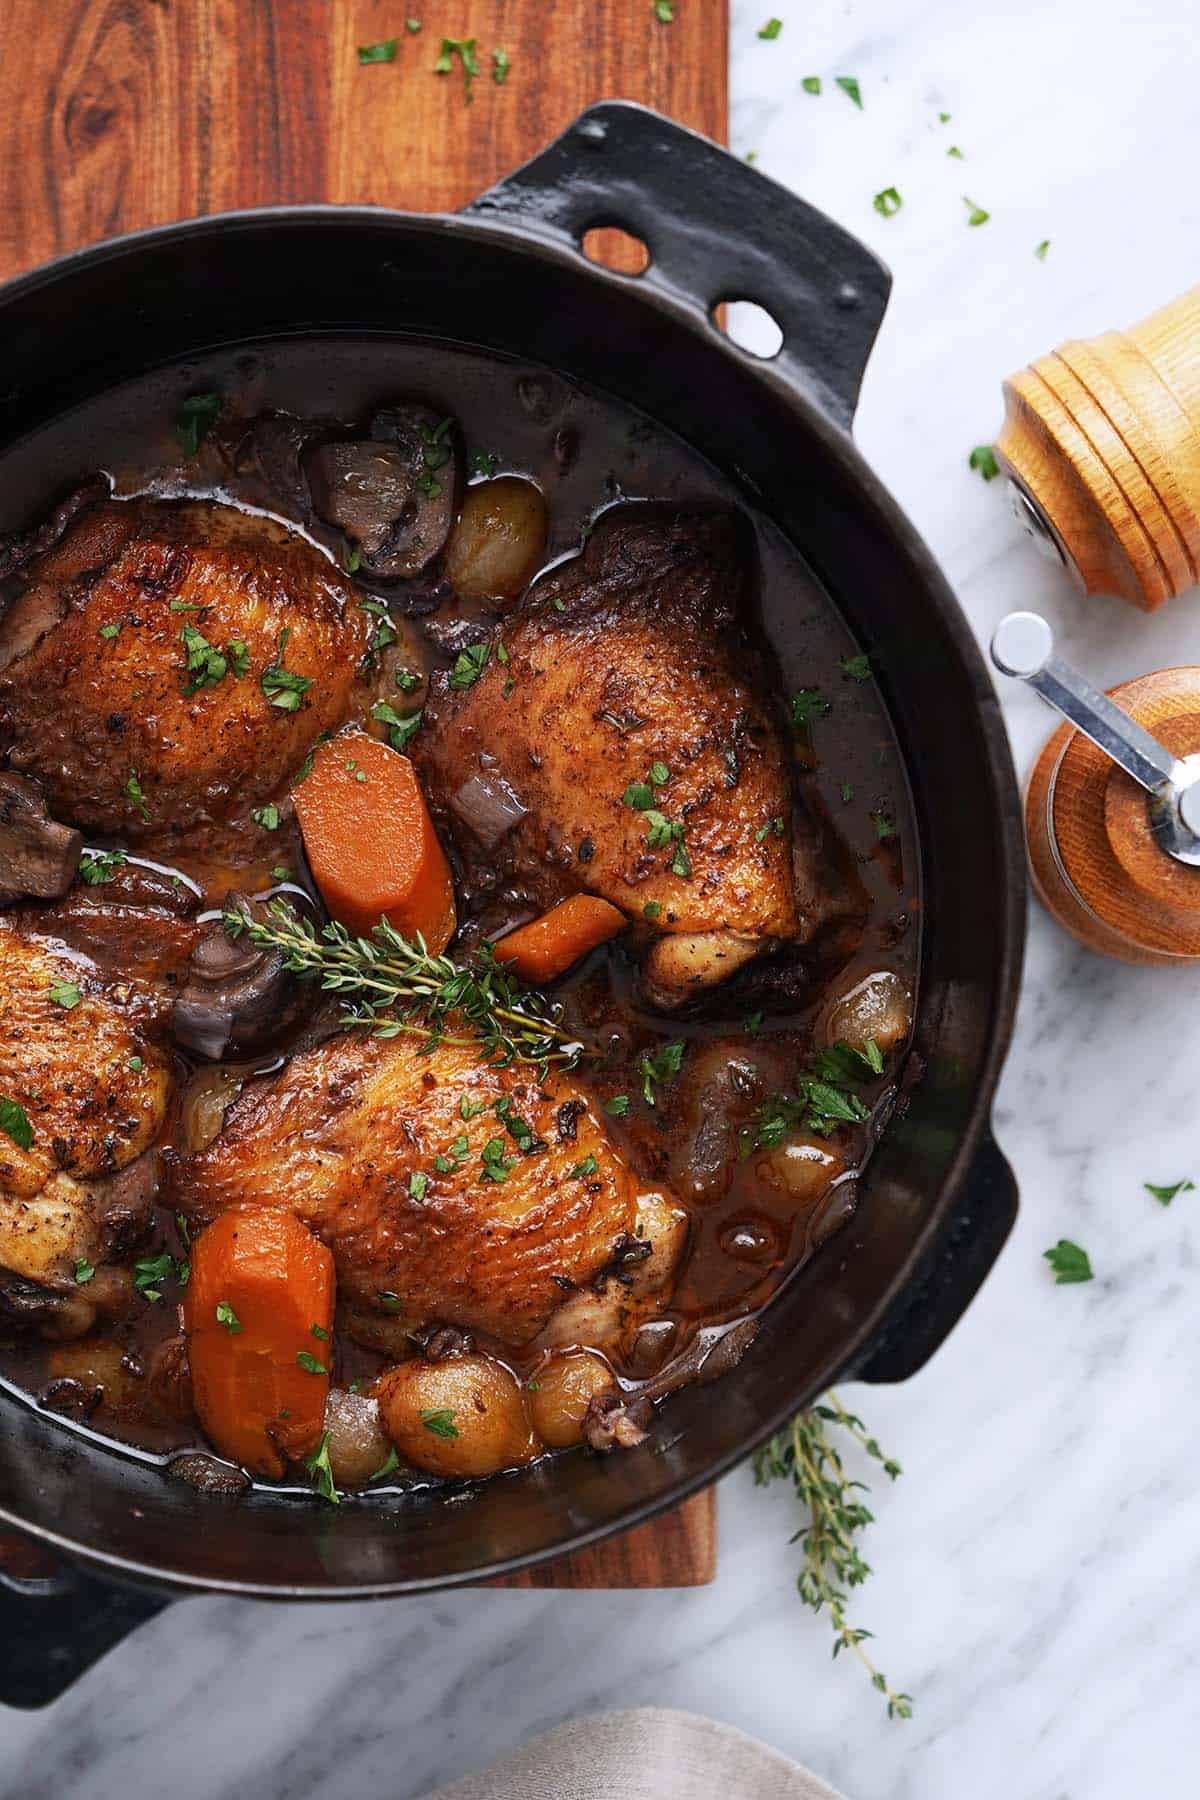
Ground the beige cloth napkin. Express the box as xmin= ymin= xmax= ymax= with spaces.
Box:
xmin=420 ymin=1708 xmax=848 ymax=1800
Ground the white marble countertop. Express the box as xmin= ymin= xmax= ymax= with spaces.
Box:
xmin=6 ymin=2 xmax=1200 ymax=1795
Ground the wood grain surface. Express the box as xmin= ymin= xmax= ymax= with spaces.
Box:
xmin=0 ymin=0 xmax=726 ymax=1588
xmin=0 ymin=0 xmax=729 ymax=280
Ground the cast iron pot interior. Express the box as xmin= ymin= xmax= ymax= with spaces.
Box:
xmin=0 ymin=107 xmax=1024 ymax=1612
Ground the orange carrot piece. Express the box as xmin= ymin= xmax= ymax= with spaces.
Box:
xmin=294 ymin=730 xmax=456 ymax=949
xmin=184 ymin=1208 xmax=335 ymax=1478
xmin=494 ymin=894 xmax=626 ymax=983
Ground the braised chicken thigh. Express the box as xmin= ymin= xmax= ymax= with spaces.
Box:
xmin=171 ymin=1029 xmax=682 ymax=1347
xmin=0 ymin=499 xmax=371 ymax=866
xmin=0 ymin=922 xmax=170 ymax=1335
xmin=416 ymin=507 xmax=803 ymax=1004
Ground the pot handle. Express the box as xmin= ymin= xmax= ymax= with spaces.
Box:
xmin=462 ymin=101 xmax=891 ymax=430
xmin=0 ymin=1535 xmax=168 ymax=1709
xmin=855 ymin=1132 xmax=1019 ymax=1383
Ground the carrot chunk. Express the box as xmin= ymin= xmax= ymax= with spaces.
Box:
xmin=494 ymin=894 xmax=626 ymax=983
xmin=294 ymin=730 xmax=456 ymax=949
xmin=184 ymin=1208 xmax=335 ymax=1478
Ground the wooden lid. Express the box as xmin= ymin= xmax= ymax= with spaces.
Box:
xmin=1044 ymin=668 xmax=1200 ymax=955
xmin=998 ymin=287 xmax=1200 ymax=610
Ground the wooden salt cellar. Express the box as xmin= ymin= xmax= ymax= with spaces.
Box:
xmin=997 ymin=285 xmax=1200 ymax=610
xmin=1025 ymin=667 xmax=1200 ymax=963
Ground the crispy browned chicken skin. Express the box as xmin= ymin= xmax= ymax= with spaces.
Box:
xmin=0 ymin=923 xmax=171 ymax=1332
xmin=416 ymin=506 xmax=801 ymax=1001
xmin=0 ymin=499 xmax=371 ymax=856
xmin=171 ymin=1031 xmax=652 ymax=1346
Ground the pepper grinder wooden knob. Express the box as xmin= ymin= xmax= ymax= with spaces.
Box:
xmin=996 ymin=285 xmax=1200 ymax=610
xmin=992 ymin=615 xmax=1200 ymax=963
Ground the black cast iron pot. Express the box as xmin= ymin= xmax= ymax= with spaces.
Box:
xmin=0 ymin=103 xmax=1024 ymax=1706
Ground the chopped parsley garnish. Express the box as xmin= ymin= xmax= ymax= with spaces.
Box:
xmin=746 ymin=1011 xmax=763 ymax=1035
xmin=624 ymin=772 xmax=690 ymax=877
xmin=270 ymin=866 xmax=291 ymax=883
xmin=815 ymin=1038 xmax=884 ymax=1082
xmin=180 ymin=621 xmax=240 ymax=695
xmin=840 ymin=782 xmax=854 ymax=803
xmin=758 ymin=17 xmax=783 ymax=37
xmin=755 ymin=817 xmax=785 ymax=844
xmin=791 ymin=688 xmax=830 ymax=726
xmin=358 ymin=37 xmax=399 ymax=62
xmin=227 ymin=639 xmax=249 ymax=678
xmin=460 ymin=1095 xmax=488 ymax=1121
xmin=434 ymin=36 xmax=479 ymax=102
xmin=654 ymin=0 xmax=674 ymax=18
xmin=0 ymin=1098 xmax=32 ymax=1151
xmin=643 ymin=901 xmax=663 ymax=921
xmin=1035 ymin=239 xmax=1050 ymax=261
xmin=835 ymin=76 xmax=862 ymax=108
xmin=124 ymin=771 xmax=151 ymax=821
xmin=48 ymin=979 xmax=81 ymax=1010
xmin=1145 ymin=1178 xmax=1195 ymax=1206
xmin=640 ymin=1039 xmax=685 ymax=1106
xmin=870 ymin=809 xmax=897 ymax=842
xmin=1043 ymin=1239 xmax=1093 ymax=1285
xmin=495 ymin=1095 xmax=539 ymax=1154
xmin=169 ymin=598 xmax=201 ymax=613
xmin=873 ymin=188 xmax=902 ymax=219
xmin=409 ymin=1170 xmax=429 ymax=1201
xmin=296 ymin=1351 xmax=327 ymax=1375
xmin=569 ymin=1154 xmax=599 ymax=1179
xmin=371 ymin=1447 xmax=400 ymax=1481
xmin=135 ymin=1251 xmax=184 ymax=1302
xmin=740 ymin=1065 xmax=871 ymax=1155
xmin=963 ymin=196 xmax=990 ymax=226
xmin=304 ymin=1432 xmax=339 ymax=1505
xmin=802 ymin=75 xmax=821 ymax=94
xmin=938 ymin=110 xmax=951 ymax=122
xmin=841 ymin=653 xmax=873 ymax=681
xmin=74 ymin=1259 xmax=95 ymax=1285
xmin=216 ymin=1299 xmax=242 ymax=1332
xmin=378 ymin=1290 xmax=404 ymax=1312
xmin=310 ymin=1322 xmax=329 ymax=1340
xmin=433 ymin=1134 xmax=470 ymax=1173
xmin=261 ymin=627 xmax=313 ymax=712
xmin=492 ymin=46 xmax=511 ymax=80
xmin=370 ymin=699 xmax=423 ymax=751
xmin=176 ymin=392 xmax=221 ymax=457
xmin=969 ymin=445 xmax=1000 ymax=481
xmin=394 ymin=667 xmax=422 ymax=694
xmin=470 ymin=449 xmax=499 ymax=478
xmin=129 ymin=1055 xmax=143 ymax=1073
xmin=605 ymin=1094 xmax=631 ymax=1117
xmin=450 ymin=642 xmax=491 ymax=689
xmin=623 ymin=781 xmax=655 ymax=811
xmin=99 ymin=621 xmax=121 ymax=640
xmin=406 ymin=16 xmax=421 ymax=30
xmin=252 ymin=803 xmax=281 ymax=831
xmin=420 ymin=417 xmax=453 ymax=474
xmin=480 ymin=1136 xmax=516 ymax=1183
xmin=420 ymin=1407 xmax=460 ymax=1439
xmin=344 ymin=545 xmax=361 ymax=574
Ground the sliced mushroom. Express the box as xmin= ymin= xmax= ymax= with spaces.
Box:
xmin=0 ymin=772 xmax=82 ymax=905
xmin=582 ymin=1388 xmax=648 ymax=1453
xmin=242 ymin=412 xmax=318 ymax=517
xmin=0 ymin=475 xmax=110 ymax=585
xmin=306 ymin=404 xmax=458 ymax=580
xmin=172 ymin=894 xmax=308 ymax=1060
xmin=84 ymin=1149 xmax=162 ymax=1254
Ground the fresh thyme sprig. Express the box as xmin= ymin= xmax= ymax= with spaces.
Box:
xmin=754 ymin=1390 xmax=911 ymax=1719
xmin=223 ymin=899 xmax=585 ymax=1075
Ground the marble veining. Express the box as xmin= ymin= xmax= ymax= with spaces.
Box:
xmin=4 ymin=1 xmax=1200 ymax=1794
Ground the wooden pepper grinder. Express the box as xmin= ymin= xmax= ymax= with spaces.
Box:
xmin=992 ymin=614 xmax=1200 ymax=962
xmin=996 ymin=285 xmax=1200 ymax=610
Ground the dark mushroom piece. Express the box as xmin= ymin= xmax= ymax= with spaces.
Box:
xmin=172 ymin=893 xmax=309 ymax=1060
xmin=0 ymin=772 xmax=82 ymax=905
xmin=305 ymin=403 xmax=459 ymax=580
xmin=240 ymin=412 xmax=320 ymax=519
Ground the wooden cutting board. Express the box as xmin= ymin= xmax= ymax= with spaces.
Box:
xmin=0 ymin=0 xmax=726 ymax=1586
